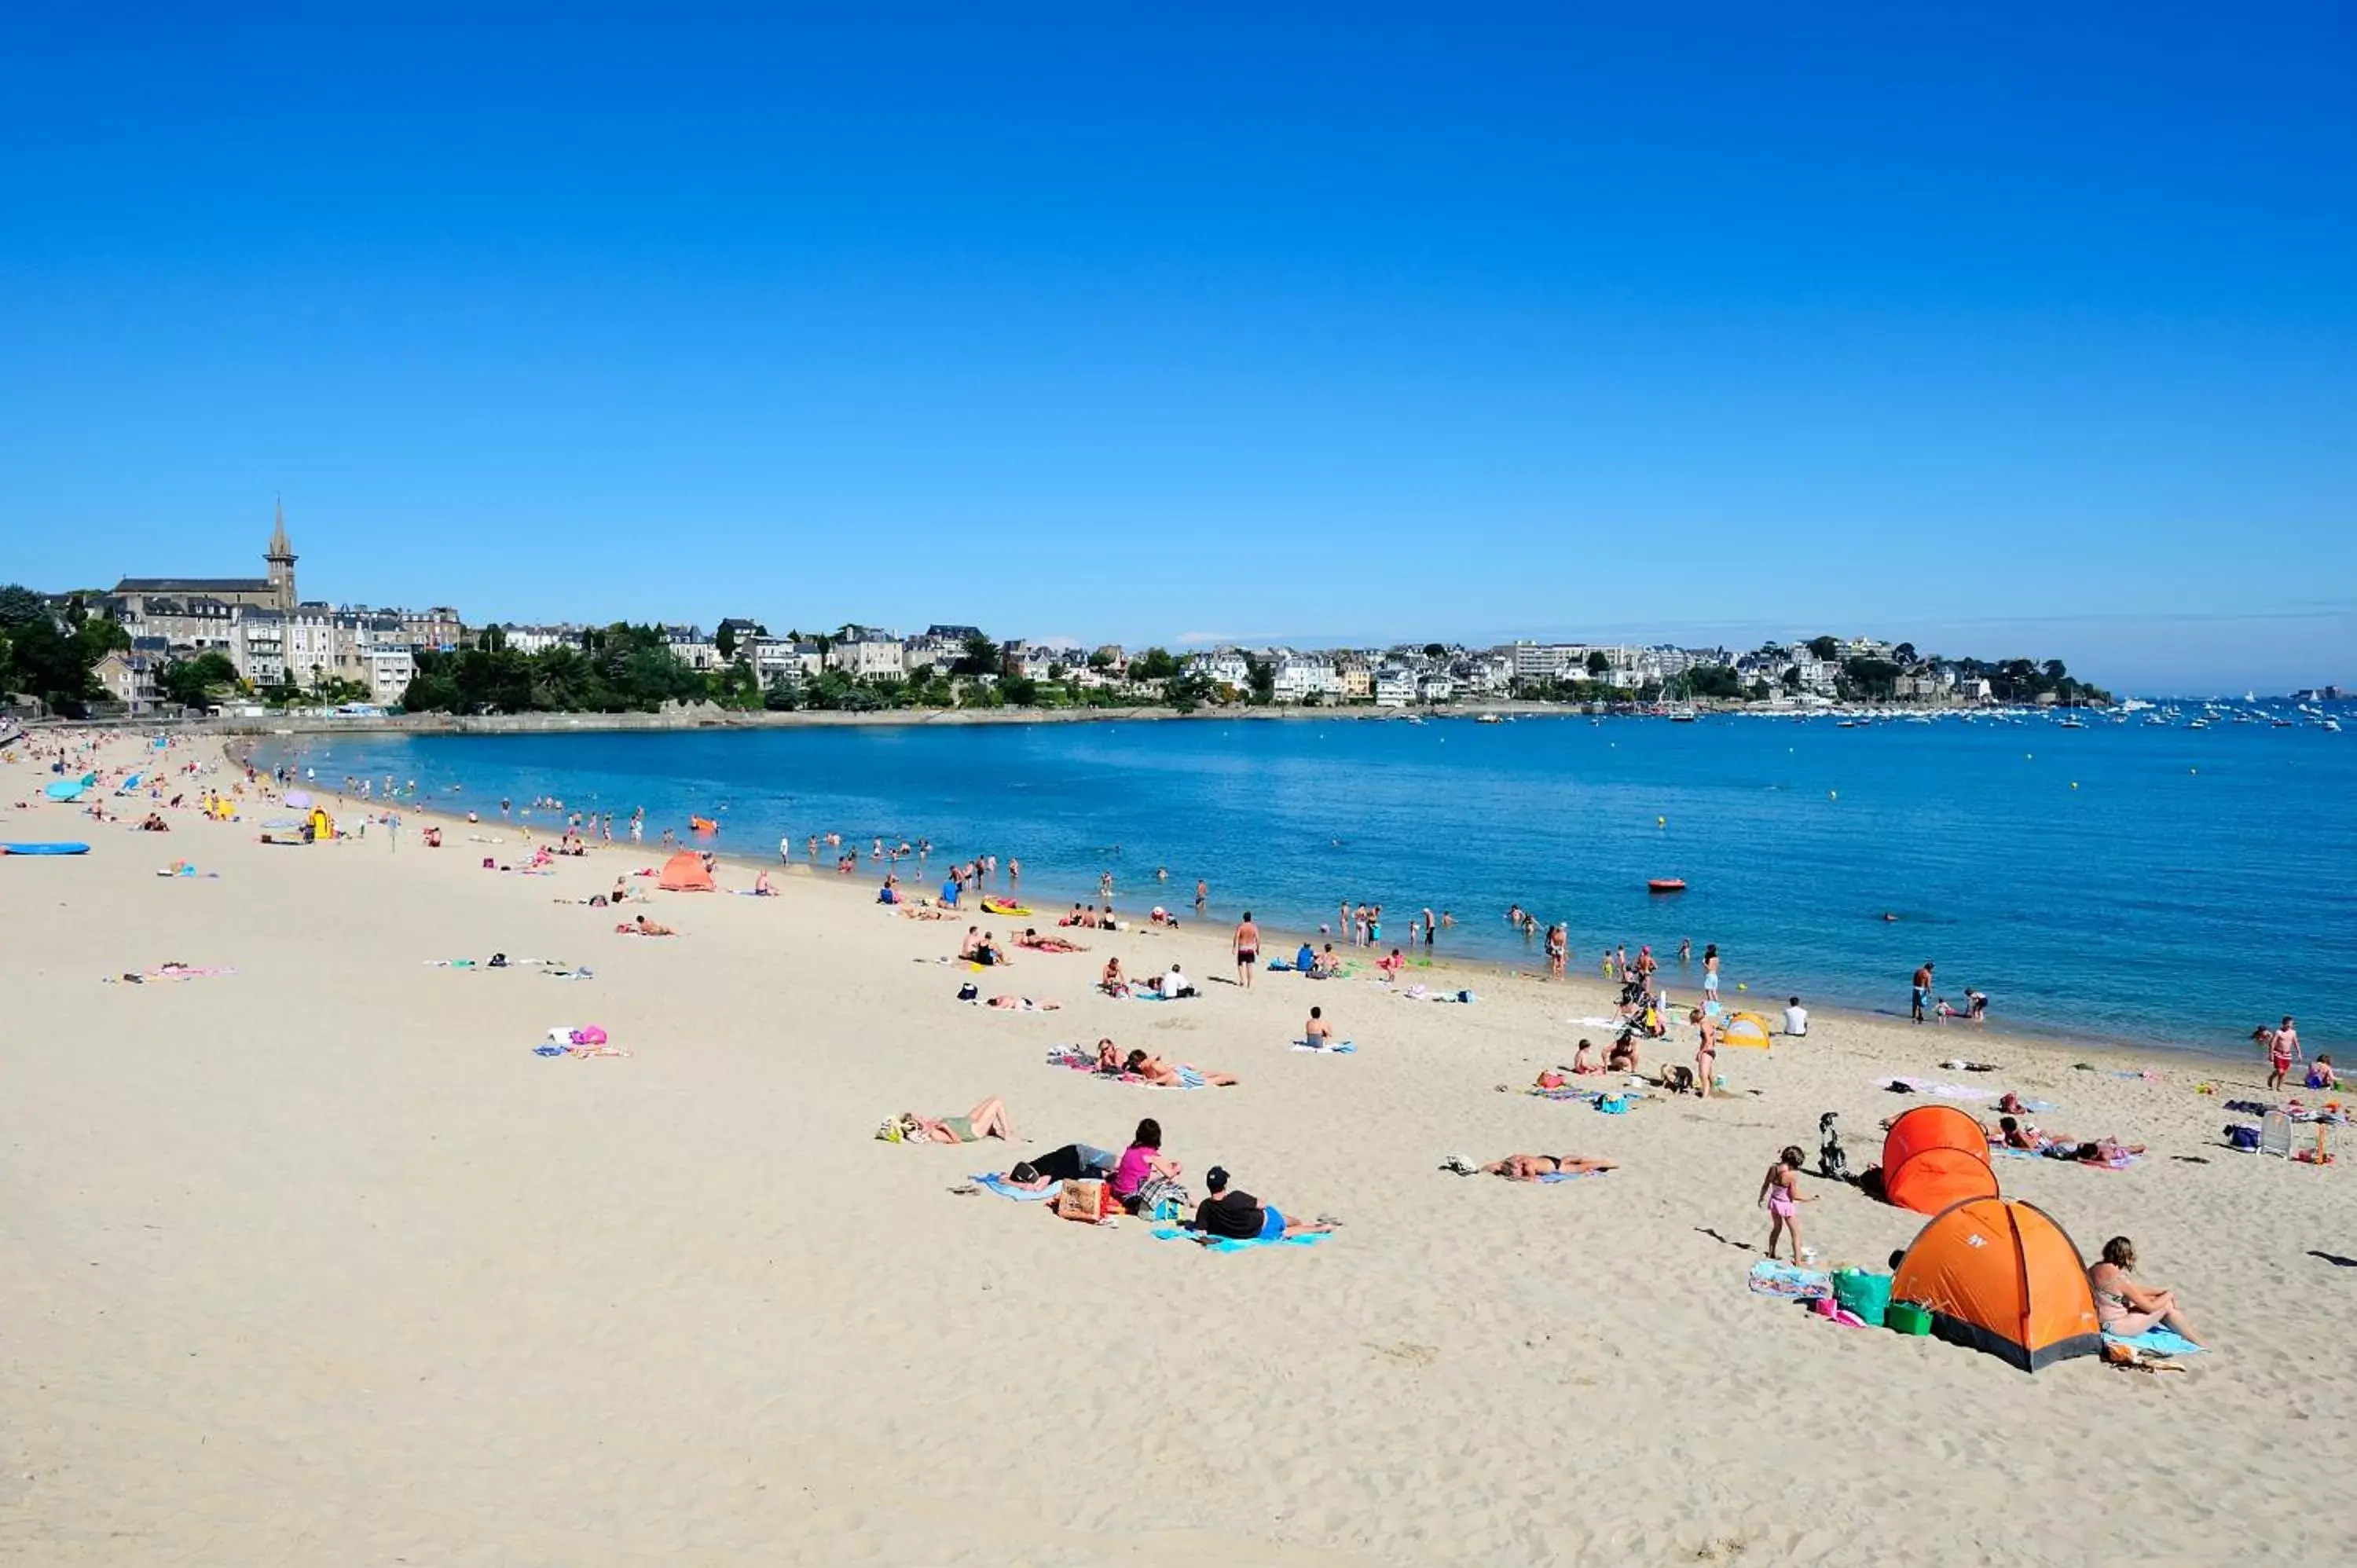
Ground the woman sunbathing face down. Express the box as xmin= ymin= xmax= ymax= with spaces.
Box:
xmin=1124 ymin=1050 xmax=1239 ymax=1088
xmin=985 ymin=996 xmax=1061 ymax=1011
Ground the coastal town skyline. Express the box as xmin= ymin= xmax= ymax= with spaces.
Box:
xmin=0 ymin=507 xmax=2272 ymax=717
xmin=6 ymin=504 xmax=2343 ymax=708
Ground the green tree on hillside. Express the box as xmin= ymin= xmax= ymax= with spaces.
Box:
xmin=159 ymin=650 xmax=241 ymax=708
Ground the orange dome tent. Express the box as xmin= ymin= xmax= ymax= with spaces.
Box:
xmin=1879 ymin=1104 xmax=2000 ymax=1215
xmin=658 ymin=850 xmax=715 ymax=892
xmin=1892 ymin=1196 xmax=2102 ymax=1373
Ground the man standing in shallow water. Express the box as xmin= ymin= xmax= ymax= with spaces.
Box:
xmin=1233 ymin=910 xmax=1261 ymax=989
xmin=1912 ymin=960 xmax=1935 ymax=1024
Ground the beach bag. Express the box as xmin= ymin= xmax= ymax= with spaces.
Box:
xmin=956 ymin=982 xmax=979 ymax=1002
xmin=1595 ymin=1094 xmax=1629 ymax=1115
xmin=1132 ymin=1175 xmax=1189 ymax=1221
xmin=1056 ymin=1178 xmax=1110 ymax=1224
xmin=2225 ymin=1123 xmax=2262 ymax=1151
xmin=1831 ymin=1269 xmax=1893 ymax=1328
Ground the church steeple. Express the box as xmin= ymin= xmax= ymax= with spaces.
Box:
xmin=266 ymin=495 xmax=298 ymax=610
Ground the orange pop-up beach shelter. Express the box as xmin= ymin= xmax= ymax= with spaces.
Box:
xmin=1879 ymin=1105 xmax=2000 ymax=1214
xmin=1892 ymin=1196 xmax=2102 ymax=1372
xmin=658 ymin=851 xmax=715 ymax=892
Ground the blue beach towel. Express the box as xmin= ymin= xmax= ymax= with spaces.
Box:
xmin=1537 ymin=1169 xmax=1611 ymax=1183
xmin=532 ymin=1044 xmax=568 ymax=1057
xmin=1291 ymin=1039 xmax=1356 ymax=1053
xmin=1150 ymin=1225 xmax=1332 ymax=1254
xmin=2106 ymin=1326 xmax=2205 ymax=1357
xmin=1747 ymin=1259 xmax=1833 ymax=1299
xmin=970 ymin=1172 xmax=1061 ymax=1202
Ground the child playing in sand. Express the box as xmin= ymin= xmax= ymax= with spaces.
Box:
xmin=1758 ymin=1145 xmax=1814 ymax=1262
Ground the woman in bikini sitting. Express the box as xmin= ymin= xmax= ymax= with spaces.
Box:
xmin=2088 ymin=1236 xmax=2200 ymax=1343
xmin=1123 ymin=1049 xmax=1238 ymax=1088
xmin=1098 ymin=957 xmax=1128 ymax=996
xmin=1477 ymin=1154 xmax=1618 ymax=1181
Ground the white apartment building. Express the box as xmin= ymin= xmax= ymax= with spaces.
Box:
xmin=1373 ymin=666 xmax=1417 ymax=707
xmin=828 ymin=635 xmax=907 ymax=680
xmin=753 ymin=636 xmax=823 ymax=682
xmin=363 ymin=641 xmax=415 ymax=706
xmin=665 ymin=625 xmax=719 ymax=671
xmin=499 ymin=625 xmax=584 ymax=655
xmin=234 ymin=610 xmax=288 ymax=687
xmin=1271 ymin=655 xmax=1340 ymax=702
xmin=1187 ymin=650 xmax=1251 ymax=689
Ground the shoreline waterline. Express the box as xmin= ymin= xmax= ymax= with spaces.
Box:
xmin=230 ymin=738 xmax=2256 ymax=1077
xmin=234 ymin=716 xmax=2352 ymax=1061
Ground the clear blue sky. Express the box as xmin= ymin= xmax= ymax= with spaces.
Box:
xmin=3 ymin=3 xmax=2351 ymax=693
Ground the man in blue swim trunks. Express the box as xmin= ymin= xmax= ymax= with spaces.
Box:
xmin=1189 ymin=1167 xmax=1335 ymax=1241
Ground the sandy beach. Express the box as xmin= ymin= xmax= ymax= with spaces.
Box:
xmin=5 ymin=730 xmax=2353 ymax=1566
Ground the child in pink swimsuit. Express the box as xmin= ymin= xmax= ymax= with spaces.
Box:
xmin=1758 ymin=1145 xmax=1815 ymax=1262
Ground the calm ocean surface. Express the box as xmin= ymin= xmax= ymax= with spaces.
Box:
xmin=259 ymin=713 xmax=2355 ymax=1057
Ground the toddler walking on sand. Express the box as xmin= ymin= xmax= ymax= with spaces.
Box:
xmin=1758 ymin=1145 xmax=1816 ymax=1262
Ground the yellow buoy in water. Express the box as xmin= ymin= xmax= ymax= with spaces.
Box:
xmin=1657 ymin=816 xmax=1666 ymax=827
xmin=2071 ymin=781 xmax=2079 ymax=789
xmin=1738 ymin=982 xmax=1747 ymax=992
xmin=1829 ymin=789 xmax=1838 ymax=800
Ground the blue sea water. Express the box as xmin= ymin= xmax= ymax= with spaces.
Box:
xmin=258 ymin=713 xmax=2355 ymax=1056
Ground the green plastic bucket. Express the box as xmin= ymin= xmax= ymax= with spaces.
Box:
xmin=1831 ymin=1269 xmax=1893 ymax=1328
xmin=1886 ymin=1300 xmax=1934 ymax=1336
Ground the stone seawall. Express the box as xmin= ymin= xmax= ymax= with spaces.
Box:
xmin=188 ymin=702 xmax=1582 ymax=738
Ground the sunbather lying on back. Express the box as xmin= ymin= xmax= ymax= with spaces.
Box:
xmin=902 ymin=1097 xmax=1017 ymax=1143
xmin=1003 ymin=1142 xmax=1118 ymax=1189
xmin=1477 ymin=1154 xmax=1618 ymax=1181
xmin=984 ymin=995 xmax=1061 ymax=1011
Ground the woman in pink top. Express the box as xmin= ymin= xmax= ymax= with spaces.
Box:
xmin=1112 ymin=1117 xmax=1183 ymax=1213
